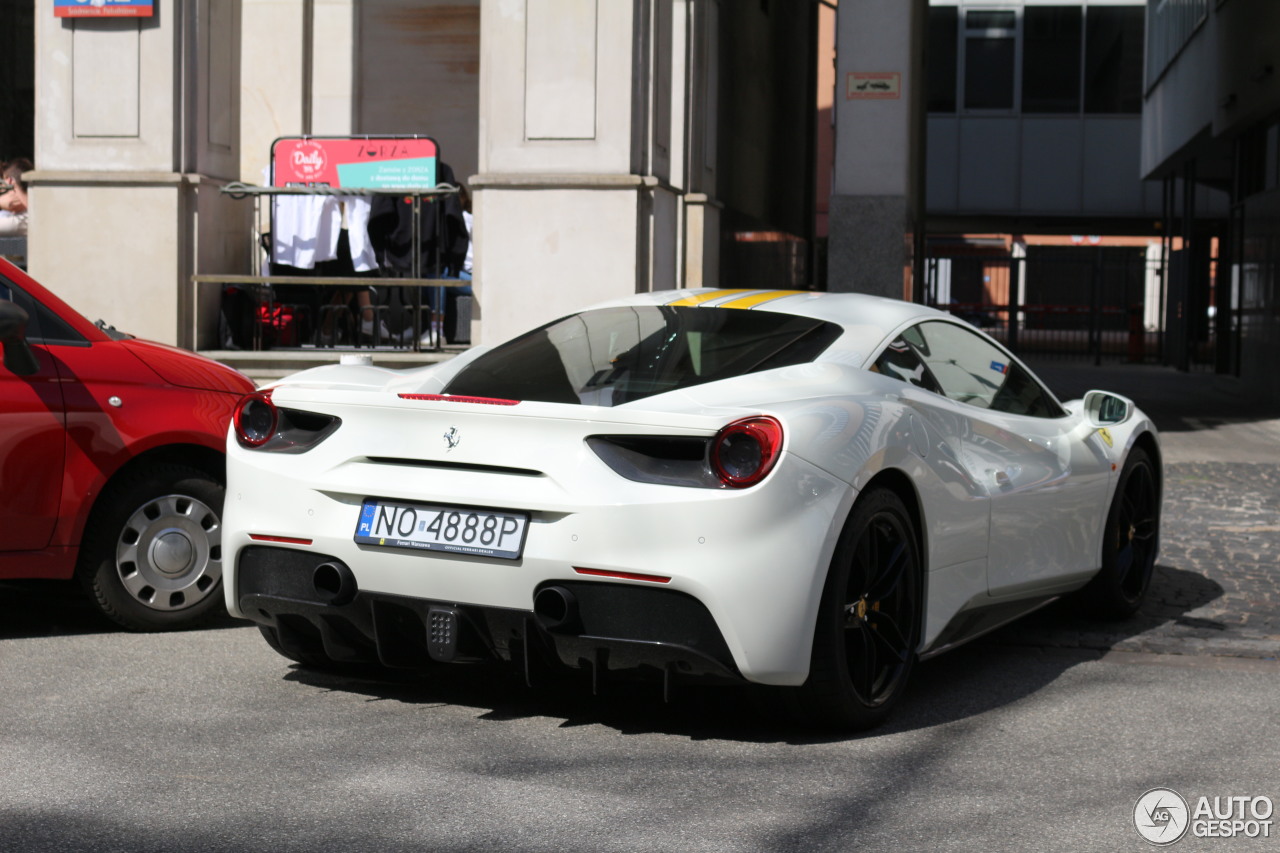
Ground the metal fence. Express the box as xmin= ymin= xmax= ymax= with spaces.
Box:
xmin=922 ymin=246 xmax=1166 ymax=365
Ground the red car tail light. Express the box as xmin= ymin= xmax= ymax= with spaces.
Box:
xmin=233 ymin=393 xmax=278 ymax=448
xmin=710 ymin=416 xmax=783 ymax=488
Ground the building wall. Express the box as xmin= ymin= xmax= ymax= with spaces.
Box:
xmin=30 ymin=1 xmax=247 ymax=348
xmin=1138 ymin=3 xmax=1216 ymax=181
xmin=475 ymin=186 xmax=642 ymax=334
xmin=355 ymin=1 xmax=480 ymax=183
xmin=829 ymin=0 xmax=923 ymax=298
xmin=1138 ymin=0 xmax=1280 ymax=388
xmin=22 ymin=0 xmax=817 ymax=349
xmin=928 ymin=115 xmax=1162 ymax=217
xmin=927 ymin=1 xmax=1162 ymax=227
xmin=240 ymin=1 xmax=312 ymax=180
xmin=472 ymin=0 xmax=695 ymax=344
xmin=1240 ymin=188 xmax=1280 ymax=403
xmin=716 ymin=6 xmax=812 ymax=240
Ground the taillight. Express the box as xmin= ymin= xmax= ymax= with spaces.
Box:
xmin=710 ymin=416 xmax=783 ymax=488
xmin=233 ymin=393 xmax=277 ymax=447
xmin=232 ymin=393 xmax=340 ymax=453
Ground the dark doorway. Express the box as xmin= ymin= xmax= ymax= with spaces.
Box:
xmin=0 ymin=0 xmax=34 ymax=164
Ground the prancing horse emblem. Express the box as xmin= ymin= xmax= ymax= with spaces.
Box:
xmin=443 ymin=426 xmax=461 ymax=450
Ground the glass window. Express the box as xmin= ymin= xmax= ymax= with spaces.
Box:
xmin=966 ymin=10 xmax=1016 ymax=29
xmin=444 ymin=306 xmax=843 ymax=407
xmin=905 ymin=321 xmax=1064 ymax=418
xmin=1022 ymin=6 xmax=1081 ymax=113
xmin=0 ymin=278 xmax=84 ymax=345
xmin=927 ymin=6 xmax=958 ymax=113
xmin=873 ymin=334 xmax=942 ymax=394
xmin=965 ymin=36 xmax=1015 ymax=109
xmin=1084 ymin=5 xmax=1144 ymax=113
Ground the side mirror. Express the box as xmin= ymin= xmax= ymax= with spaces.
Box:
xmin=1083 ymin=390 xmax=1132 ymax=426
xmin=0 ymin=300 xmax=40 ymax=377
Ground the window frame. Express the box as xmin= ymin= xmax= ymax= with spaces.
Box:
xmin=959 ymin=6 xmax=1022 ymax=114
xmin=935 ymin=2 xmax=1146 ymax=118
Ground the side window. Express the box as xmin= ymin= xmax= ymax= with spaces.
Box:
xmin=873 ymin=332 xmax=942 ymax=394
xmin=0 ymin=278 xmax=85 ymax=345
xmin=910 ymin=321 xmax=1063 ymax=418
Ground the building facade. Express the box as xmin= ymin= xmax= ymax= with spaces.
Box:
xmin=926 ymin=0 xmax=1162 ymax=231
xmin=19 ymin=0 xmax=830 ymax=350
xmin=1140 ymin=0 xmax=1280 ymax=394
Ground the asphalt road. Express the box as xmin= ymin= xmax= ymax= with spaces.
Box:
xmin=2 ymin=361 xmax=1277 ymax=852
xmin=0 ymin=604 xmax=1274 ymax=853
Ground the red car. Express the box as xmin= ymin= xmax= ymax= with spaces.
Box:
xmin=0 ymin=258 xmax=254 ymax=630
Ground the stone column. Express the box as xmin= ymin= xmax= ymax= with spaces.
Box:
xmin=828 ymin=0 xmax=925 ymax=299
xmin=28 ymin=1 xmax=244 ymax=349
xmin=471 ymin=0 xmax=693 ymax=345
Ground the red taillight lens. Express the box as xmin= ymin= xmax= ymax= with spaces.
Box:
xmin=710 ymin=416 xmax=783 ymax=488
xmin=233 ymin=393 xmax=278 ymax=448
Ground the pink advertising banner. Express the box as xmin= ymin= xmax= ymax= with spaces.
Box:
xmin=55 ymin=0 xmax=154 ymax=17
xmin=270 ymin=137 xmax=440 ymax=190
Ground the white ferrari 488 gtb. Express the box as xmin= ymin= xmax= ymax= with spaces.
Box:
xmin=224 ymin=289 xmax=1161 ymax=729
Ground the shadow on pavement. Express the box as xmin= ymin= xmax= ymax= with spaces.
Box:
xmin=0 ymin=580 xmax=249 ymax=640
xmin=980 ymin=564 xmax=1225 ymax=654
xmin=272 ymin=566 xmax=1223 ymax=744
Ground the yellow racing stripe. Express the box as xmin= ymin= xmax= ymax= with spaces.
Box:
xmin=716 ymin=290 xmax=808 ymax=309
xmin=665 ymin=289 xmax=749 ymax=307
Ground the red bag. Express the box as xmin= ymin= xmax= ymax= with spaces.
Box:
xmin=256 ymin=301 xmax=296 ymax=348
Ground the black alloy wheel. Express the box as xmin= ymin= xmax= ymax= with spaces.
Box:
xmin=797 ymin=487 xmax=920 ymax=730
xmin=1082 ymin=446 xmax=1160 ymax=619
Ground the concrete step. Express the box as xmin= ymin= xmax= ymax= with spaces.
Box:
xmin=202 ymin=346 xmax=465 ymax=385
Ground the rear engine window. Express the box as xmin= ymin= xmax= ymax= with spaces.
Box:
xmin=444 ymin=305 xmax=842 ymax=406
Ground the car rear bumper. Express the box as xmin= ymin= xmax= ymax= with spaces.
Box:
xmin=239 ymin=544 xmax=743 ymax=683
xmin=224 ymin=448 xmax=854 ymax=685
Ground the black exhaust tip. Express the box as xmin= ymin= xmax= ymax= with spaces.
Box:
xmin=312 ymin=561 xmax=357 ymax=606
xmin=533 ymin=585 xmax=580 ymax=633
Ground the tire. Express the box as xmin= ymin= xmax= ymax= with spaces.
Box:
xmin=1080 ymin=447 xmax=1160 ymax=619
xmin=791 ymin=487 xmax=921 ymax=731
xmin=80 ymin=464 xmax=225 ymax=631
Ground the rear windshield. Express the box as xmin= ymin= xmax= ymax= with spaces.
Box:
xmin=444 ymin=305 xmax=842 ymax=406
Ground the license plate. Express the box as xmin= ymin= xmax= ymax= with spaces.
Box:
xmin=354 ymin=499 xmax=529 ymax=560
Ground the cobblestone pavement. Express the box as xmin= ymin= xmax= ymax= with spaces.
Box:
xmin=990 ymin=461 xmax=1280 ymax=659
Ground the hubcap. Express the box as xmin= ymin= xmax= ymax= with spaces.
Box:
xmin=843 ymin=513 xmax=915 ymax=707
xmin=150 ymin=530 xmax=195 ymax=576
xmin=116 ymin=494 xmax=222 ymax=612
